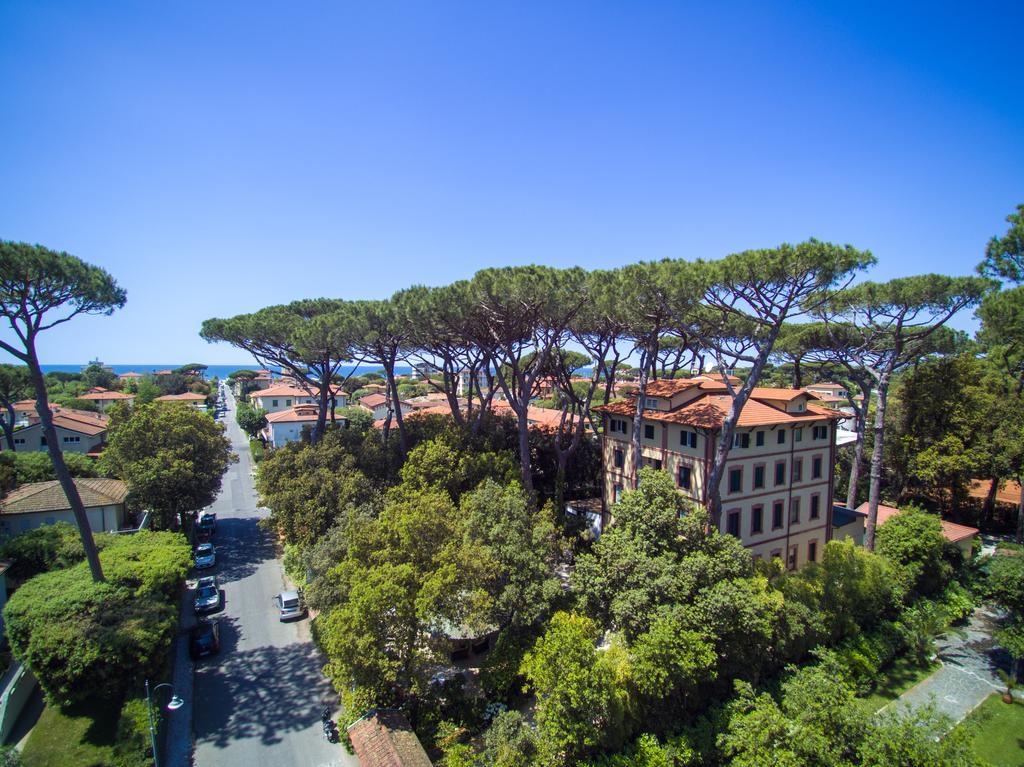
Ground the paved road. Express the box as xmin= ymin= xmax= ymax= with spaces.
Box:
xmin=885 ymin=605 xmax=1021 ymax=727
xmin=191 ymin=389 xmax=357 ymax=767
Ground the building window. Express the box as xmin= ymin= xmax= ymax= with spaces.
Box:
xmin=790 ymin=498 xmax=801 ymax=524
xmin=756 ymin=430 xmax=765 ymax=447
xmin=729 ymin=468 xmax=743 ymax=493
xmin=272 ymin=399 xmax=278 ymax=407
xmin=774 ymin=461 xmax=786 ymax=486
xmin=733 ymin=432 xmax=750 ymax=449
xmin=810 ymin=494 xmax=820 ymax=519
xmin=813 ymin=425 xmax=828 ymax=440
xmin=751 ymin=505 xmax=764 ymax=534
xmin=680 ymin=430 xmax=698 ymax=449
xmin=62 ymin=436 xmax=81 ymax=443
xmin=678 ymin=465 xmax=692 ymax=490
xmin=771 ymin=549 xmax=783 ymax=563
xmin=772 ymin=501 xmax=784 ymax=529
xmin=613 ymin=484 xmax=623 ymax=503
xmin=792 ymin=459 xmax=803 ymax=482
xmin=777 ymin=429 xmax=786 ymax=445
xmin=13 ymin=437 xmax=25 ymax=445
xmin=644 ymin=397 xmax=659 ymax=409
xmin=40 ymin=437 xmax=47 ymax=447
xmin=795 ymin=428 xmax=803 ymax=443
xmin=753 ymin=465 xmax=765 ymax=489
xmin=644 ymin=457 xmax=663 ymax=471
xmin=812 ymin=456 xmax=823 ymax=479
xmin=808 ymin=540 xmax=818 ymax=562
xmin=727 ymin=510 xmax=741 ymax=537
xmin=610 ymin=418 xmax=628 ymax=434
xmin=788 ymin=545 xmax=798 ymax=570
xmin=613 ymin=448 xmax=624 ymax=469
xmin=644 ymin=424 xmax=655 ymax=440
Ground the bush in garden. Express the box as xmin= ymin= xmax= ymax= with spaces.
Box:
xmin=2 ymin=532 xmax=188 ymax=706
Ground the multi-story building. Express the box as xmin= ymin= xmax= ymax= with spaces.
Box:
xmin=594 ymin=377 xmax=840 ymax=569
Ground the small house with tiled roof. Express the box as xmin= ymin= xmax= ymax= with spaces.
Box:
xmin=347 ymin=710 xmax=431 ymax=767
xmin=78 ymin=387 xmax=135 ymax=413
xmin=0 ymin=478 xmax=128 ymax=536
xmin=856 ymin=502 xmax=978 ymax=558
xmin=154 ymin=392 xmax=207 ymax=409
xmin=6 ymin=407 xmax=109 ymax=454
xmin=250 ymin=384 xmax=347 ymax=415
xmin=360 ymin=393 xmax=412 ymax=422
xmin=260 ymin=404 xmax=349 ymax=448
xmin=594 ymin=377 xmax=841 ymax=569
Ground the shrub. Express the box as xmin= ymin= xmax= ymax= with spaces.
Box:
xmin=0 ymin=523 xmax=85 ymax=582
xmin=112 ymin=696 xmax=153 ymax=767
xmin=2 ymin=533 xmax=187 ymax=706
xmin=938 ymin=581 xmax=975 ymax=625
xmin=249 ymin=439 xmax=265 ymax=463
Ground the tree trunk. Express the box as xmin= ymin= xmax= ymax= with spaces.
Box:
xmin=864 ymin=378 xmax=890 ymax=552
xmin=1016 ymin=480 xmax=1024 ymax=545
xmin=792 ymin=356 xmax=803 ymax=389
xmin=313 ymin=377 xmax=330 ymax=444
xmin=515 ymin=406 xmax=533 ymax=496
xmin=982 ymin=477 xmax=999 ymax=530
xmin=1 ymin=400 xmax=15 ymax=451
xmin=845 ymin=403 xmax=868 ymax=511
xmin=25 ymin=352 xmax=105 ymax=582
xmin=631 ymin=347 xmax=651 ymax=489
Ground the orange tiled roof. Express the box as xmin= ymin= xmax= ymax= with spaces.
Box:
xmin=250 ymin=384 xmax=317 ymax=399
xmin=361 ymin=393 xmax=388 ymax=408
xmin=79 ymin=390 xmax=134 ymax=401
xmin=1 ymin=478 xmax=127 ymax=514
xmin=265 ymin=405 xmax=322 ymax=423
xmin=347 ymin=710 xmax=431 ymax=767
xmin=154 ymin=392 xmax=207 ymax=402
xmin=968 ymin=479 xmax=1022 ymax=507
xmin=856 ymin=503 xmax=979 ymax=543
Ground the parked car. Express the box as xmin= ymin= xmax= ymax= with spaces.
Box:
xmin=198 ymin=512 xmax=217 ymax=536
xmin=275 ymin=589 xmax=307 ymax=621
xmin=194 ymin=543 xmax=216 ymax=569
xmin=189 ymin=619 xmax=221 ymax=659
xmin=193 ymin=576 xmax=221 ymax=614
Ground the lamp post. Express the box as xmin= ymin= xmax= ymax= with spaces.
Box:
xmin=145 ymin=679 xmax=184 ymax=767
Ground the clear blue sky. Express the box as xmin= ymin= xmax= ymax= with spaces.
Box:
xmin=1 ymin=1 xmax=1021 ymax=364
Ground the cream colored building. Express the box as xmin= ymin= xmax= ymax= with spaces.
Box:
xmin=595 ymin=377 xmax=840 ymax=569
xmin=250 ymin=384 xmax=347 ymax=415
xmin=0 ymin=478 xmax=128 ymax=536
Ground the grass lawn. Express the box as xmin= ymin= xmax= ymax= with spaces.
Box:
xmin=21 ymin=702 xmax=125 ymax=767
xmin=955 ymin=694 xmax=1024 ymax=767
xmin=856 ymin=655 xmax=939 ymax=713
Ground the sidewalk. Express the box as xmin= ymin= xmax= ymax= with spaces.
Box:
xmin=165 ymin=586 xmax=195 ymax=767
xmin=884 ymin=605 xmax=1020 ymax=726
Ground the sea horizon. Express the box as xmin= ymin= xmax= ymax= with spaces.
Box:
xmin=38 ymin=363 xmax=409 ymax=379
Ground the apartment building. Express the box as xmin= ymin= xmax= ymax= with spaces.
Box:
xmin=595 ymin=377 xmax=840 ymax=569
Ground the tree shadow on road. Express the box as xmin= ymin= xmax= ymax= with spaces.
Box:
xmin=207 ymin=516 xmax=277 ymax=585
xmin=193 ymin=636 xmax=335 ymax=749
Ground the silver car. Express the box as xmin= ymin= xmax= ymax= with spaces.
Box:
xmin=275 ymin=590 xmax=306 ymax=621
xmin=194 ymin=543 xmax=216 ymax=569
xmin=194 ymin=576 xmax=221 ymax=613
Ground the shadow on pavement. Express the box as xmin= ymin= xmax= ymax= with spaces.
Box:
xmin=194 ymin=638 xmax=335 ymax=749
xmin=206 ymin=517 xmax=277 ymax=586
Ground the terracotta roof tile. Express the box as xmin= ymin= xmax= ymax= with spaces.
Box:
xmin=361 ymin=393 xmax=388 ymax=408
xmin=154 ymin=392 xmax=207 ymax=402
xmin=855 ymin=503 xmax=979 ymax=543
xmin=347 ymin=710 xmax=432 ymax=767
xmin=1 ymin=478 xmax=128 ymax=515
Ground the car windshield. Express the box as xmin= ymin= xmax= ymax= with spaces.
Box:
xmin=197 ymin=586 xmax=217 ymax=600
xmin=282 ymin=598 xmax=299 ymax=609
xmin=197 ymin=545 xmax=213 ymax=554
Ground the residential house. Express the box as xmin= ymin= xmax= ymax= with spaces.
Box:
xmin=154 ymin=392 xmax=207 ymax=409
xmin=250 ymin=384 xmax=347 ymax=415
xmin=78 ymin=387 xmax=135 ymax=413
xmin=855 ymin=502 xmax=979 ymax=558
xmin=456 ymin=368 xmax=489 ymax=399
xmin=117 ymin=371 xmax=144 ymax=381
xmin=595 ymin=377 xmax=840 ymax=569
xmin=0 ymin=478 xmax=128 ymax=536
xmin=5 ymin=407 xmax=109 ymax=454
xmin=359 ymin=393 xmax=412 ymax=422
xmin=831 ymin=504 xmax=867 ymax=545
xmin=347 ymin=710 xmax=431 ymax=767
xmin=804 ymin=381 xmax=849 ymax=401
xmin=261 ymin=404 xmax=325 ymax=448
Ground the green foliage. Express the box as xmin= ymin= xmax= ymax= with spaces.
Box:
xmin=0 ymin=522 xmax=86 ymax=582
xmin=235 ymin=400 xmax=268 ymax=439
xmin=249 ymin=438 xmax=265 ymax=463
xmin=520 ymin=612 xmax=630 ymax=765
xmin=102 ymin=403 xmax=233 ymax=530
xmin=481 ymin=710 xmax=539 ymax=767
xmin=336 ymin=405 xmax=373 ymax=432
xmin=986 ymin=553 xmax=1024 ymax=614
xmin=256 ymin=431 xmax=374 ymax=549
xmin=112 ymin=696 xmax=154 ymax=767
xmin=7 ymin=450 xmax=98 ymax=485
xmin=3 ymin=532 xmax=187 ymax=706
xmin=978 ymin=203 xmax=1024 ymax=283
xmin=875 ymin=505 xmax=953 ymax=598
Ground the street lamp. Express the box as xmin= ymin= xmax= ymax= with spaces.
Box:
xmin=145 ymin=679 xmax=184 ymax=767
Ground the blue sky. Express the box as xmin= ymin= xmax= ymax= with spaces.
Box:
xmin=1 ymin=1 xmax=1021 ymax=364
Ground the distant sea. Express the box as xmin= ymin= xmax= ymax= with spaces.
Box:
xmin=39 ymin=363 xmax=412 ymax=379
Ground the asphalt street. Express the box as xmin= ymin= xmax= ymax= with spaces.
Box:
xmin=191 ymin=388 xmax=357 ymax=767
